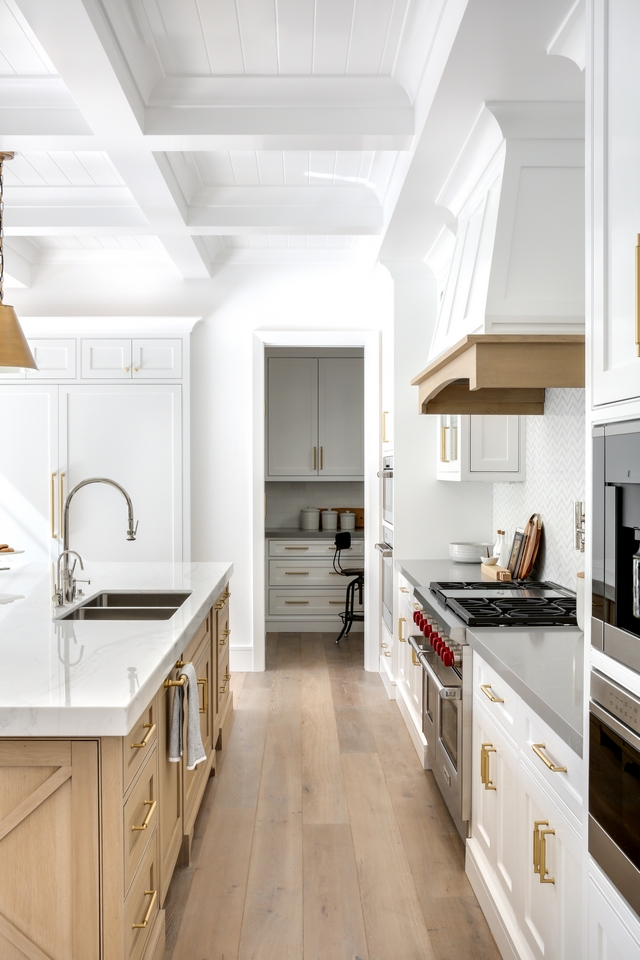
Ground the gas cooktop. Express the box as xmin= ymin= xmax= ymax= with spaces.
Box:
xmin=429 ymin=581 xmax=577 ymax=627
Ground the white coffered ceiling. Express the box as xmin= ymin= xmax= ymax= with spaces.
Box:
xmin=0 ymin=0 xmax=583 ymax=281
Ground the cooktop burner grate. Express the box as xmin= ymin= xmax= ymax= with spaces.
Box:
xmin=428 ymin=580 xmax=577 ymax=627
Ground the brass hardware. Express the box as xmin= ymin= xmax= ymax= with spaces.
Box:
xmin=320 ymin=446 xmax=323 ymax=470
xmin=480 ymin=683 xmax=504 ymax=704
xmin=480 ymin=743 xmax=497 ymax=790
xmin=383 ymin=651 xmax=391 ymax=657
xmin=219 ymin=682 xmax=228 ymax=695
xmin=412 ymin=601 xmax=422 ymax=611
xmin=533 ymin=820 xmax=549 ymax=874
xmin=131 ymin=799 xmax=156 ymax=831
xmin=285 ymin=571 xmax=309 ymax=575
xmin=411 ymin=648 xmax=419 ymax=666
xmin=124 ymin=366 xmax=130 ymax=372
xmin=175 ymin=660 xmax=186 ymax=667
xmin=313 ymin=446 xmax=317 ymax=470
xmin=51 ymin=473 xmax=57 ymax=538
xmin=636 ymin=234 xmax=640 ymax=357
xmin=285 ymin=546 xmax=309 ymax=550
xmin=133 ymin=366 xmax=139 ymax=372
xmin=451 ymin=423 xmax=458 ymax=461
xmin=132 ymin=889 xmax=157 ymax=929
xmin=398 ymin=617 xmax=407 ymax=641
xmin=382 ymin=410 xmax=389 ymax=442
xmin=539 ymin=828 xmax=555 ymax=883
xmin=219 ymin=628 xmax=230 ymax=646
xmin=224 ymin=671 xmax=231 ymax=682
xmin=328 ymin=600 xmax=344 ymax=604
xmin=441 ymin=424 xmax=450 ymax=462
xmin=164 ymin=674 xmax=187 ymax=688
xmin=285 ymin=600 xmax=309 ymax=604
xmin=198 ymin=677 xmax=207 ymax=713
xmin=381 ymin=642 xmax=388 ymax=648
xmin=531 ymin=743 xmax=567 ymax=773
xmin=130 ymin=722 xmax=156 ymax=750
xmin=59 ymin=472 xmax=65 ymax=534
xmin=399 ymin=586 xmax=410 ymax=593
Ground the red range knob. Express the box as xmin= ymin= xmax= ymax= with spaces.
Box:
xmin=431 ymin=633 xmax=439 ymax=650
xmin=422 ymin=623 xmax=429 ymax=638
xmin=442 ymin=649 xmax=455 ymax=667
xmin=413 ymin=610 xmax=421 ymax=624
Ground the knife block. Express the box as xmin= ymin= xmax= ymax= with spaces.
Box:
xmin=480 ymin=564 xmax=512 ymax=582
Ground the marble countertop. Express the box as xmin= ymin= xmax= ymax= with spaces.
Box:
xmin=0 ymin=561 xmax=232 ymax=737
xmin=265 ymin=527 xmax=364 ymax=539
xmin=396 ymin=558 xmax=583 ymax=755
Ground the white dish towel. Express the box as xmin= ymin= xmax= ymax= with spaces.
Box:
xmin=168 ymin=662 xmax=207 ymax=770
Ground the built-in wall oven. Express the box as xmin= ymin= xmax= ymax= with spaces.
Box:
xmin=592 ymin=420 xmax=640 ymax=670
xmin=377 ymin=455 xmax=393 ymax=526
xmin=590 ymin=670 xmax=640 ymax=916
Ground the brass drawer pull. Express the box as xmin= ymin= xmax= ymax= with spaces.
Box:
xmin=285 ymin=571 xmax=310 ymax=575
xmin=219 ymin=682 xmax=228 ymax=695
xmin=539 ymin=828 xmax=555 ymax=884
xmin=480 ymin=684 xmax=504 ymax=704
xmin=285 ymin=546 xmax=309 ymax=550
xmin=130 ymin=722 xmax=156 ymax=750
xmin=399 ymin=586 xmax=410 ymax=593
xmin=480 ymin=743 xmax=497 ymax=791
xmin=411 ymin=648 xmax=419 ymax=666
xmin=131 ymin=799 xmax=156 ymax=831
xmin=219 ymin=629 xmax=229 ymax=646
xmin=383 ymin=651 xmax=391 ymax=658
xmin=531 ymin=743 xmax=567 ymax=773
xmin=533 ymin=819 xmax=548 ymax=874
xmin=132 ymin=889 xmax=157 ymax=929
xmin=198 ymin=677 xmax=207 ymax=714
xmin=398 ymin=616 xmax=406 ymax=641
xmin=285 ymin=600 xmax=309 ymax=604
xmin=441 ymin=424 xmax=450 ymax=462
xmin=328 ymin=600 xmax=344 ymax=604
xmin=412 ymin=602 xmax=422 ymax=611
xmin=224 ymin=671 xmax=231 ymax=682
xmin=382 ymin=410 xmax=388 ymax=442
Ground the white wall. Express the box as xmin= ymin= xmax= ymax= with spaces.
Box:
xmin=11 ymin=260 xmax=392 ymax=670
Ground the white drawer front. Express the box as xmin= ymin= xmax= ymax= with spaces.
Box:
xmin=268 ymin=558 xmax=359 ymax=587
xmin=268 ymin=538 xmax=364 ymax=558
xmin=520 ymin=701 xmax=582 ymax=823
xmin=473 ymin=653 xmax=520 ymax=745
xmin=268 ymin=588 xmax=362 ymax=617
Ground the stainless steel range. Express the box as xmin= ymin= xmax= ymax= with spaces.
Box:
xmin=409 ymin=579 xmax=577 ymax=839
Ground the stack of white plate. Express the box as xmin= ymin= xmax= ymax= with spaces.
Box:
xmin=449 ymin=542 xmax=494 ymax=563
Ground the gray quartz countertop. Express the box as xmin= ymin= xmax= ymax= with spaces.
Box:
xmin=266 ymin=528 xmax=364 ymax=540
xmin=396 ymin=558 xmax=584 ymax=756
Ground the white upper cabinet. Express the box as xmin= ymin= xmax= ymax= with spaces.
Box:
xmin=318 ymin=358 xmax=364 ymax=477
xmin=267 ymin=356 xmax=364 ymax=480
xmin=427 ymin=103 xmax=584 ymax=364
xmin=27 ymin=340 xmax=76 ymax=379
xmin=81 ymin=339 xmax=132 ymax=379
xmin=589 ymin=0 xmax=640 ymax=406
xmin=132 ymin=339 xmax=182 ymax=379
xmin=81 ymin=339 xmax=182 ymax=379
xmin=437 ymin=414 xmax=524 ymax=481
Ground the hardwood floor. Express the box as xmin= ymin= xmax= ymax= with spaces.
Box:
xmin=164 ymin=633 xmax=500 ymax=960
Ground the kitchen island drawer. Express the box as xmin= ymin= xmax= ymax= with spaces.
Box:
xmin=473 ymin=654 xmax=520 ymax=746
xmin=124 ymin=828 xmax=160 ymax=960
xmin=123 ymin=746 xmax=158 ymax=896
xmin=268 ymin=558 xmax=351 ymax=587
xmin=520 ymin=701 xmax=582 ymax=823
xmin=268 ymin=588 xmax=362 ymax=617
xmin=124 ymin=697 xmax=158 ymax=793
xmin=268 ymin=538 xmax=364 ymax=558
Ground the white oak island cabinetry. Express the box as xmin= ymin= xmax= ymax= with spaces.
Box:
xmin=0 ymin=561 xmax=232 ymax=960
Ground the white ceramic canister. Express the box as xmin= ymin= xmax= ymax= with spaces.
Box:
xmin=576 ymin=571 xmax=585 ymax=630
xmin=340 ymin=510 xmax=356 ymax=531
xmin=321 ymin=508 xmax=338 ymax=531
xmin=300 ymin=507 xmax=320 ymax=531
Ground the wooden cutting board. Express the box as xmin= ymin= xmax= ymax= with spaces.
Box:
xmin=517 ymin=514 xmax=543 ymax=579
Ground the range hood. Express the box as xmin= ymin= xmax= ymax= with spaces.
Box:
xmin=413 ymin=101 xmax=586 ymax=415
xmin=411 ymin=333 xmax=584 ymax=415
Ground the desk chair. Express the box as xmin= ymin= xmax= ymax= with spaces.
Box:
xmin=333 ymin=531 xmax=364 ymax=644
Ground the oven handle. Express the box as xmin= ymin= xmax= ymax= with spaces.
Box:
xmin=417 ymin=651 xmax=461 ymax=700
xmin=375 ymin=542 xmax=392 ymax=557
xmin=590 ymin=698 xmax=640 ymax=753
xmin=377 ymin=470 xmax=393 ymax=478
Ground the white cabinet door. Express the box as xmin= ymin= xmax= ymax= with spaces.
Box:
xmin=0 ymin=386 xmax=59 ymax=561
xmin=472 ymin=703 xmax=519 ymax=914
xmin=318 ymin=358 xmax=364 ymax=477
xmin=132 ymin=339 xmax=182 ymax=379
xmin=469 ymin=416 xmax=520 ymax=474
xmin=590 ymin=0 xmax=640 ymax=405
xmin=267 ymin=358 xmax=318 ymax=477
xmin=59 ymin=385 xmax=182 ymax=561
xmin=589 ymin=867 xmax=640 ymax=960
xmin=517 ymin=762 xmax=583 ymax=960
xmin=26 ymin=340 xmax=76 ymax=379
xmin=436 ymin=415 xmax=461 ymax=477
xmin=81 ymin=339 xmax=132 ymax=379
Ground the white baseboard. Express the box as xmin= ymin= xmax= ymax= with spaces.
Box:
xmin=395 ymin=686 xmax=429 ymax=768
xmin=265 ymin=619 xmax=363 ymax=633
xmin=465 ymin=839 xmax=531 ymax=960
xmin=379 ymin=657 xmax=396 ymax=698
xmin=229 ymin=646 xmax=253 ymax=672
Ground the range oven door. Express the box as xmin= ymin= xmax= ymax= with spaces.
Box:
xmin=419 ymin=648 xmax=469 ymax=839
xmin=590 ymin=671 xmax=640 ymax=916
xmin=377 ymin=458 xmax=393 ymax=526
xmin=375 ymin=536 xmax=393 ymax=634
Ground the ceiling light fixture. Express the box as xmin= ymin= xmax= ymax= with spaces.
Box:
xmin=0 ymin=152 xmax=36 ymax=371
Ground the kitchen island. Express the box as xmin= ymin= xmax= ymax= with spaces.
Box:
xmin=0 ymin=560 xmax=233 ymax=960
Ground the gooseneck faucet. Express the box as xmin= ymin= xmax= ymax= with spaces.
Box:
xmin=58 ymin=477 xmax=138 ymax=603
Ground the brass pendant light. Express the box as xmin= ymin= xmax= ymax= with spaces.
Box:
xmin=0 ymin=152 xmax=36 ymax=370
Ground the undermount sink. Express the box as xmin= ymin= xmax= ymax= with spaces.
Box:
xmin=56 ymin=590 xmax=192 ymax=621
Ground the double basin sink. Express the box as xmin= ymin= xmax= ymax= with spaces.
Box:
xmin=57 ymin=591 xmax=192 ymax=621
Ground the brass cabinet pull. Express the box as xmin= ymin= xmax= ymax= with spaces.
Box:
xmin=198 ymin=677 xmax=207 ymax=714
xmin=285 ymin=600 xmax=309 ymax=604
xmin=320 ymin=446 xmax=323 ymax=470
xmin=164 ymin=674 xmax=187 ymax=688
xmin=383 ymin=651 xmax=391 ymax=657
xmin=219 ymin=629 xmax=230 ymax=646
xmin=539 ymin=828 xmax=555 ymax=883
xmin=133 ymin=366 xmax=139 ymax=372
xmin=51 ymin=472 xmax=57 ymax=538
xmin=480 ymin=743 xmax=497 ymax=790
xmin=130 ymin=722 xmax=156 ymax=750
xmin=441 ymin=424 xmax=450 ymax=462
xmin=533 ymin=820 xmax=549 ymax=875
xmin=398 ymin=617 xmax=407 ymax=641
xmin=411 ymin=648 xmax=419 ymax=666
xmin=531 ymin=743 xmax=567 ymax=773
xmin=480 ymin=684 xmax=504 ymax=704
xmin=224 ymin=671 xmax=231 ymax=682
xmin=124 ymin=366 xmax=130 ymax=372
xmin=131 ymin=799 xmax=156 ymax=831
xmin=59 ymin=472 xmax=65 ymax=533
xmin=132 ymin=889 xmax=157 ymax=929
xmin=313 ymin=446 xmax=317 ymax=470
xmin=399 ymin=586 xmax=410 ymax=593
xmin=636 ymin=234 xmax=640 ymax=356
xmin=285 ymin=571 xmax=309 ymax=575
xmin=381 ymin=642 xmax=388 ymax=648
xmin=285 ymin=546 xmax=309 ymax=550
xmin=382 ymin=410 xmax=388 ymax=442
xmin=451 ymin=424 xmax=458 ymax=461
xmin=328 ymin=600 xmax=344 ymax=605
xmin=219 ymin=682 xmax=228 ymax=695
xmin=412 ymin=602 xmax=422 ymax=611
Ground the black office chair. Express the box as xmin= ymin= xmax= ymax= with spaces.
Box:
xmin=333 ymin=531 xmax=364 ymax=644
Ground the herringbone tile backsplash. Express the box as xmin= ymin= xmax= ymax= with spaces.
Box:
xmin=493 ymin=389 xmax=585 ymax=590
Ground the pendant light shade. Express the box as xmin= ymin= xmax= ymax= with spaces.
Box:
xmin=0 ymin=151 xmax=36 ymax=370
xmin=0 ymin=303 xmax=36 ymax=369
